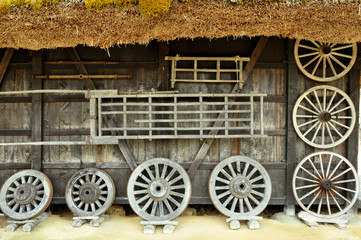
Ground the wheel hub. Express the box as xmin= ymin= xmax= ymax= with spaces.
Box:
xmin=229 ymin=176 xmax=252 ymax=198
xmin=79 ymin=183 xmax=100 ymax=204
xmin=321 ymin=45 xmax=332 ymax=55
xmin=321 ymin=180 xmax=332 ymax=190
xmin=318 ymin=111 xmax=332 ymax=122
xmin=14 ymin=183 xmax=37 ymax=205
xmin=148 ymin=178 xmax=170 ymax=201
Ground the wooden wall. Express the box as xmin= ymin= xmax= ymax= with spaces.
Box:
xmin=0 ymin=37 xmax=358 ymax=207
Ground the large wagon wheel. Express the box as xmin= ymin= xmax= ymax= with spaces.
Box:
xmin=65 ymin=168 xmax=115 ymax=217
xmin=294 ymin=40 xmax=357 ymax=82
xmin=292 ymin=152 xmax=359 ymax=219
xmin=293 ymin=85 xmax=355 ymax=149
xmin=127 ymin=158 xmax=191 ymax=221
xmin=208 ymin=156 xmax=272 ymax=218
xmin=0 ymin=170 xmax=53 ymax=220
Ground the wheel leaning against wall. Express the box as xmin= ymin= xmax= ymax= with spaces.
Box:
xmin=127 ymin=158 xmax=191 ymax=221
xmin=292 ymin=151 xmax=359 ymax=219
xmin=65 ymin=168 xmax=115 ymax=217
xmin=294 ymin=40 xmax=357 ymax=82
xmin=208 ymin=156 xmax=272 ymax=218
xmin=292 ymin=85 xmax=356 ymax=149
xmin=0 ymin=170 xmax=53 ymax=220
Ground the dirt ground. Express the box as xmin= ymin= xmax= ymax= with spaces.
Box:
xmin=1 ymin=206 xmax=361 ymax=240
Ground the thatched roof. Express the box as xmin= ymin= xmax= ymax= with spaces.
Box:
xmin=1 ymin=0 xmax=361 ymax=50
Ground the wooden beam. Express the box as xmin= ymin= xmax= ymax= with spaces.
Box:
xmin=157 ymin=42 xmax=169 ymax=90
xmin=0 ymin=48 xmax=14 ymax=87
xmin=31 ymin=51 xmax=43 ymax=170
xmin=284 ymin=39 xmax=298 ymax=215
xmin=347 ymin=57 xmax=360 ymax=215
xmin=65 ymin=48 xmax=96 ymax=90
xmin=187 ymin=37 xmax=269 ymax=179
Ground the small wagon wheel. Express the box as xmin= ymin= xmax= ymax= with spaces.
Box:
xmin=0 ymin=170 xmax=53 ymax=220
xmin=293 ymin=85 xmax=355 ymax=149
xmin=127 ymin=158 xmax=191 ymax=221
xmin=292 ymin=151 xmax=359 ymax=219
xmin=65 ymin=168 xmax=115 ymax=217
xmin=294 ymin=40 xmax=357 ymax=82
xmin=208 ymin=156 xmax=272 ymax=218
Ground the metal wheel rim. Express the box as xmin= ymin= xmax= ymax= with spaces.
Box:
xmin=127 ymin=158 xmax=191 ymax=221
xmin=292 ymin=85 xmax=356 ymax=149
xmin=0 ymin=170 xmax=53 ymax=220
xmin=65 ymin=168 xmax=115 ymax=217
xmin=209 ymin=156 xmax=272 ymax=218
xmin=294 ymin=40 xmax=357 ymax=82
xmin=292 ymin=151 xmax=359 ymax=219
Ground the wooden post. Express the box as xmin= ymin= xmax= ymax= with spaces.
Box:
xmin=284 ymin=39 xmax=298 ymax=215
xmin=347 ymin=56 xmax=360 ymax=215
xmin=31 ymin=51 xmax=43 ymax=170
xmin=187 ymin=37 xmax=269 ymax=180
xmin=157 ymin=42 xmax=169 ymax=91
xmin=0 ymin=48 xmax=14 ymax=88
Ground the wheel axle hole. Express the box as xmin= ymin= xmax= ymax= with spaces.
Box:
xmin=19 ymin=190 xmax=24 ymax=194
xmin=239 ymin=184 xmax=245 ymax=190
xmin=156 ymin=186 xmax=161 ymax=192
xmin=323 ymin=46 xmax=332 ymax=55
xmin=85 ymin=190 xmax=90 ymax=195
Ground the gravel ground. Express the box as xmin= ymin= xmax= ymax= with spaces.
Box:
xmin=1 ymin=207 xmax=361 ymax=240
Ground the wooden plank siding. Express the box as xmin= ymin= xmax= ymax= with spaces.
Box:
xmin=0 ymin=37 xmax=356 ymax=207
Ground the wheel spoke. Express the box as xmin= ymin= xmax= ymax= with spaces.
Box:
xmin=251 ymin=190 xmax=265 ymax=198
xmin=236 ymin=161 xmax=241 ymax=174
xmin=331 ymin=52 xmax=353 ymax=59
xmin=295 ymin=176 xmax=319 ymax=184
xmin=230 ymin=198 xmax=238 ymax=212
xmin=328 ymin=122 xmax=343 ymax=138
xmin=299 ymin=187 xmax=320 ymax=201
xmin=328 ymin=159 xmax=344 ymax=179
xmin=306 ymin=189 xmax=321 ymax=210
xmin=326 ymin=192 xmax=331 ymax=215
xmin=171 ymin=184 xmax=185 ymax=190
xmin=331 ymin=106 xmax=351 ymax=115
xmin=311 ymin=122 xmax=322 ymax=143
xmin=300 ymin=166 xmax=319 ymax=180
xmin=333 ymin=185 xmax=356 ymax=194
xmin=299 ymin=51 xmax=319 ymax=58
xmin=326 ymin=56 xmax=337 ymax=76
xmin=217 ymin=190 xmax=231 ymax=200
xmin=136 ymin=194 xmax=150 ymax=204
xmin=252 ymin=184 xmax=266 ymax=188
xmin=330 ymin=168 xmax=352 ymax=181
xmin=84 ymin=203 xmax=89 ymax=212
xmin=246 ymin=167 xmax=257 ymax=179
xmin=134 ymin=181 xmax=148 ymax=189
xmin=325 ymin=123 xmax=335 ymax=144
xmin=248 ymin=194 xmax=260 ymax=206
xmin=298 ymin=119 xmax=318 ymax=128
xmin=95 ymin=200 xmax=102 ymax=208
xmin=332 ymin=44 xmax=353 ymax=51
xmin=319 ymin=154 xmax=325 ymax=178
xmin=295 ymin=184 xmax=318 ymax=190
xmin=330 ymin=119 xmax=350 ymax=130
xmin=154 ymin=164 xmax=160 ymax=179
xmin=333 ymin=179 xmax=356 ymax=184
xmin=85 ymin=174 xmax=90 ymax=183
xmin=302 ymin=121 xmax=320 ymax=137
xmin=142 ymin=198 xmax=153 ymax=211
xmin=169 ymin=175 xmax=183 ymax=185
xmin=311 ymin=55 xmax=323 ymax=76
xmin=239 ymin=198 xmax=244 ymax=213
xmin=164 ymin=199 xmax=174 ymax=213
xmin=159 ymin=201 xmax=164 ymax=217
xmin=168 ymin=196 xmax=181 ymax=207
xmin=221 ymin=169 xmax=233 ymax=181
xmin=133 ymin=189 xmax=148 ymax=195
xmin=215 ymin=186 xmax=229 ymax=190
xmin=242 ymin=163 xmax=250 ymax=176
xmin=317 ymin=192 xmax=324 ymax=215
xmin=170 ymin=191 xmax=184 ymax=198
xmin=310 ymin=41 xmax=320 ymax=48
xmin=222 ymin=195 xmax=234 ymax=207
xmin=150 ymin=201 xmax=157 ymax=216
xmin=216 ymin=176 xmax=230 ymax=185
xmin=325 ymin=154 xmax=333 ymax=178
xmin=303 ymin=54 xmax=320 ymax=68
xmin=298 ymin=104 xmax=319 ymax=115
xmin=91 ymin=203 xmax=96 ymax=212
xmin=161 ymin=165 xmax=168 ymax=179
xmin=145 ymin=167 xmax=155 ymax=180
xmin=250 ymin=175 xmax=263 ymax=184
xmin=91 ymin=174 xmax=96 ymax=183
xmin=331 ymin=188 xmax=351 ymax=204
xmin=244 ymin=197 xmax=253 ymax=211
xmin=325 ymin=91 xmax=337 ymax=112
xmin=228 ymin=164 xmax=236 ymax=177
xmin=328 ymin=190 xmax=342 ymax=211
xmin=165 ymin=168 xmax=176 ymax=181
xmin=307 ymin=158 xmax=322 ymax=179
xmin=298 ymin=44 xmax=319 ymax=51
xmin=139 ymin=174 xmax=151 ymax=183
xmin=329 ymin=54 xmax=347 ymax=69
xmin=321 ymin=123 xmax=325 ymax=145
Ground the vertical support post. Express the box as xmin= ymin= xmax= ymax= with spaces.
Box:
xmin=158 ymin=42 xmax=170 ymax=90
xmin=174 ymin=97 xmax=177 ymax=137
xmin=123 ymin=97 xmax=127 ymax=137
xmin=90 ymin=98 xmax=97 ymax=138
xmin=250 ymin=96 xmax=254 ymax=135
xmin=98 ymin=98 xmax=102 ymax=136
xmin=194 ymin=60 xmax=197 ymax=82
xmin=260 ymin=96 xmax=264 ymax=135
xmin=199 ymin=96 xmax=203 ymax=137
xmin=225 ymin=96 xmax=229 ymax=136
xmin=285 ymin=39 xmax=298 ymax=216
xmin=31 ymin=50 xmax=43 ymax=170
xmin=148 ymin=97 xmax=152 ymax=139
xmin=347 ymin=57 xmax=360 ymax=215
xmin=216 ymin=60 xmax=220 ymax=82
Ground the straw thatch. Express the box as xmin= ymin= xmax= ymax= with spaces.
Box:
xmin=1 ymin=0 xmax=361 ymax=49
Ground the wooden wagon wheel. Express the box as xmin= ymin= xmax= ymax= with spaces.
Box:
xmin=65 ymin=168 xmax=115 ymax=217
xmin=208 ymin=156 xmax=272 ymax=218
xmin=127 ymin=158 xmax=191 ymax=221
xmin=294 ymin=40 xmax=357 ymax=82
xmin=292 ymin=85 xmax=355 ymax=149
xmin=292 ymin=151 xmax=359 ymax=219
xmin=0 ymin=170 xmax=53 ymax=220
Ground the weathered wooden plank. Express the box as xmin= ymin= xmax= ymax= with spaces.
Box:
xmin=65 ymin=48 xmax=96 ymax=90
xmin=347 ymin=58 xmax=360 ymax=215
xmin=0 ymin=48 xmax=14 ymax=87
xmin=187 ymin=37 xmax=269 ymax=179
xmin=31 ymin=51 xmax=43 ymax=170
xmin=285 ymin=39 xmax=298 ymax=215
